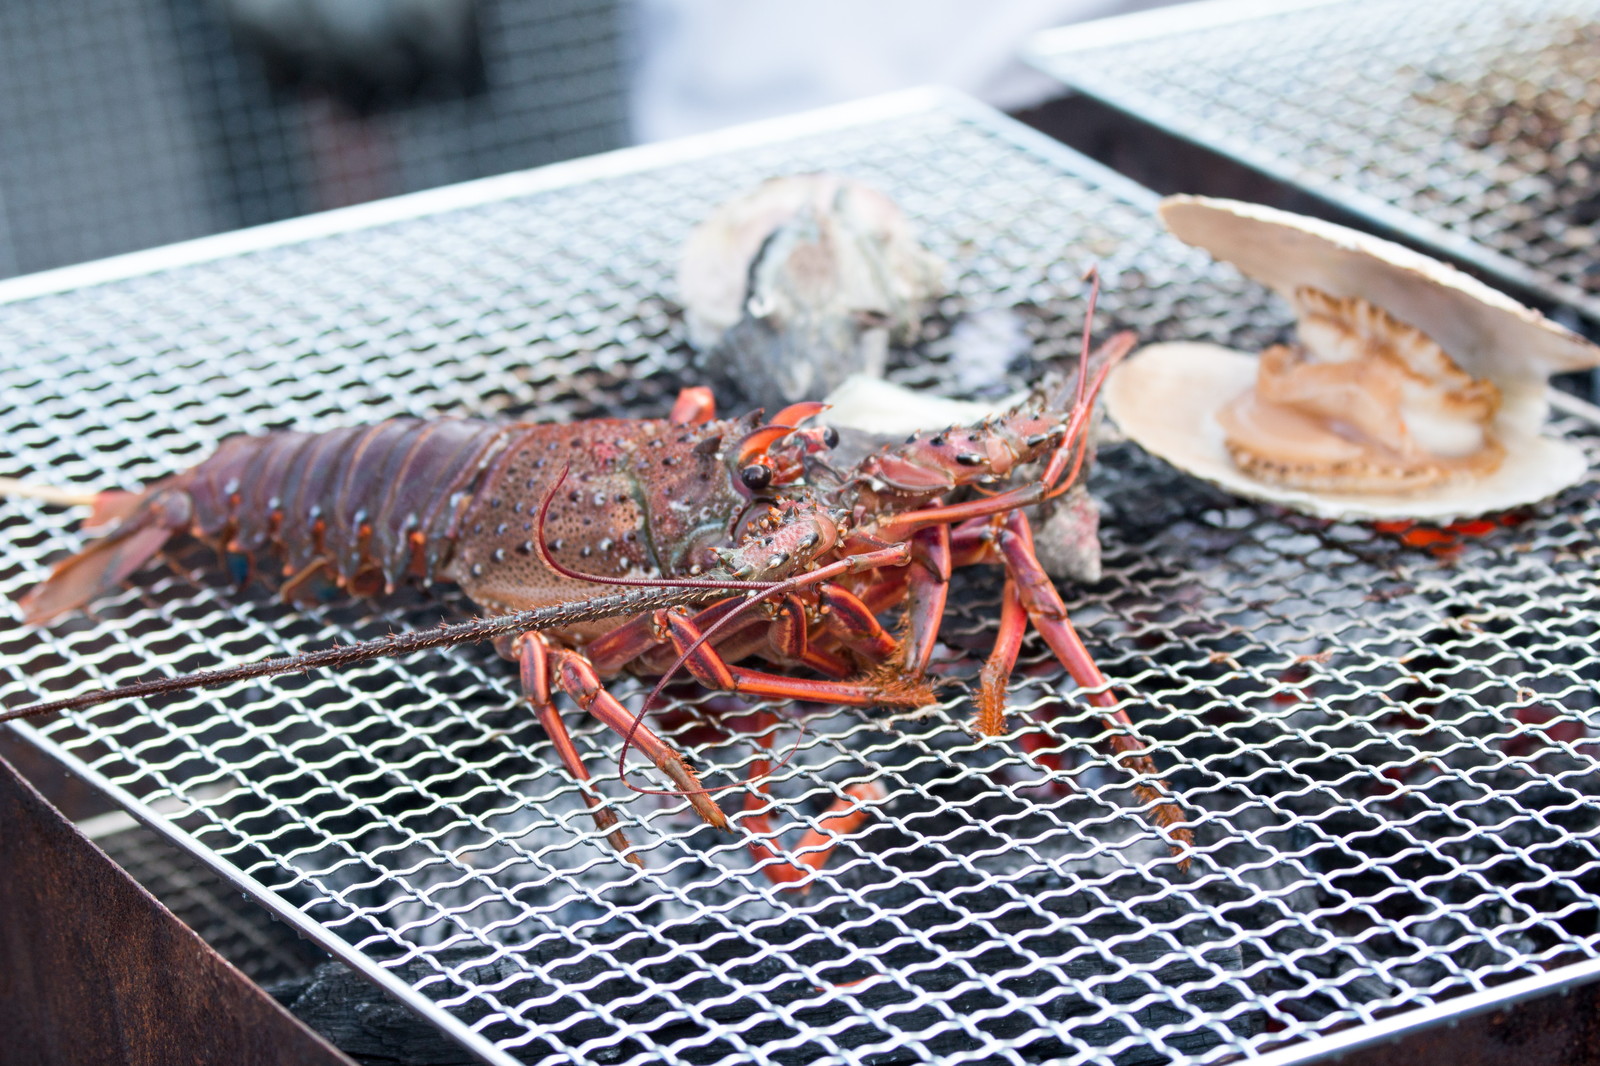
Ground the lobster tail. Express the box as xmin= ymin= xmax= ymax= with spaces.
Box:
xmin=18 ymin=488 xmax=192 ymax=624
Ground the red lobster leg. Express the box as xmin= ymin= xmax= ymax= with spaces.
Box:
xmin=764 ymin=595 xmax=854 ymax=678
xmin=517 ymin=634 xmax=641 ymax=865
xmin=949 ymin=517 xmax=997 ymax=567
xmin=817 ymin=585 xmax=898 ymax=664
xmin=765 ymin=595 xmax=809 ymax=661
xmin=993 ymin=510 xmax=1192 ymax=859
xmin=582 ymin=597 xmax=851 ymax=681
xmin=742 ymin=743 xmax=885 ymax=888
xmin=975 ymin=577 xmax=1028 ymax=737
xmin=585 ymin=598 xmax=746 ymax=675
xmin=547 ymin=647 xmax=730 ymax=831
xmin=871 ymin=481 xmax=1046 ymax=543
xmin=669 ymin=386 xmax=717 ymax=425
xmin=975 ymin=574 xmax=1067 ymax=774
xmin=623 ymin=609 xmax=919 ymax=884
xmin=899 ymin=525 xmax=952 ymax=675
xmin=657 ymin=611 xmax=937 ymax=709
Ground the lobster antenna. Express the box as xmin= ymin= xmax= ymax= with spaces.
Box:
xmin=1044 ymin=330 xmax=1135 ymax=500
xmin=1073 ymin=265 xmax=1101 ymax=413
xmin=0 ymin=477 xmax=100 ymax=507
xmin=0 ymin=583 xmax=730 ymax=724
xmin=1039 ymin=265 xmax=1133 ymax=494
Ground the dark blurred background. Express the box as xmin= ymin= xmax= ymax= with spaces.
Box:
xmin=0 ymin=0 xmax=623 ymax=277
xmin=0 ymin=0 xmax=1177 ymax=279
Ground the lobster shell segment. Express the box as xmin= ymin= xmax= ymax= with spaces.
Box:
xmin=19 ymin=419 xmax=511 ymax=624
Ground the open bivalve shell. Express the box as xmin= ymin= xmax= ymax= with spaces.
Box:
xmin=1105 ymin=195 xmax=1600 ymax=522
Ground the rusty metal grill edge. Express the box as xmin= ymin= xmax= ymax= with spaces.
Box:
xmin=4 ymin=90 xmax=1600 ymax=1066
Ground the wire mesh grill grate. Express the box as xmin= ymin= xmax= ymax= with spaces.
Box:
xmin=1028 ymin=0 xmax=1600 ymax=326
xmin=3 ymin=96 xmax=1600 ymax=1065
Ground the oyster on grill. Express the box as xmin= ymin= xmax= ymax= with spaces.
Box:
xmin=678 ymin=174 xmax=947 ymax=412
xmin=1106 ymin=196 xmax=1600 ymax=521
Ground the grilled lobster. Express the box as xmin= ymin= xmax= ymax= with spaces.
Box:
xmin=6 ymin=312 xmax=1191 ymax=879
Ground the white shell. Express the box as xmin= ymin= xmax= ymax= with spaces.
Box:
xmin=1105 ymin=342 xmax=1588 ymax=522
xmin=1104 ymin=196 xmax=1600 ymax=521
xmin=1161 ymin=196 xmax=1600 ymax=381
xmin=820 ymin=374 xmax=1025 ymax=438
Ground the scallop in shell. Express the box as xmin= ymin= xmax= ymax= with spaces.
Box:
xmin=1105 ymin=196 xmax=1600 ymax=521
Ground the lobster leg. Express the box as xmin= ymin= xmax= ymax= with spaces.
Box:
xmin=656 ymin=611 xmax=937 ymax=709
xmin=669 ymin=386 xmax=717 ymax=425
xmin=586 ymin=598 xmax=743 ymax=675
xmin=949 ymin=517 xmax=997 ymax=566
xmin=870 ymin=482 xmax=1047 ymax=543
xmin=975 ymin=576 xmax=1029 ymax=737
xmin=516 ymin=633 xmax=641 ymax=865
xmin=547 ymin=647 xmax=730 ymax=831
xmin=585 ymin=597 xmax=850 ymax=680
xmin=993 ymin=510 xmax=1192 ymax=859
xmin=764 ymin=594 xmax=854 ymax=678
xmin=806 ymin=525 xmax=983 ymax=674
xmin=898 ymin=525 xmax=952 ymax=674
xmin=738 ymin=710 xmax=885 ymax=887
xmin=816 ymin=585 xmax=898 ymax=663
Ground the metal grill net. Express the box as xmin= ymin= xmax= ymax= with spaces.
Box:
xmin=1028 ymin=0 xmax=1600 ymax=323
xmin=3 ymin=101 xmax=1599 ymax=1065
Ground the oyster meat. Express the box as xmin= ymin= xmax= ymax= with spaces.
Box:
xmin=1106 ymin=196 xmax=1600 ymax=521
xmin=677 ymin=174 xmax=946 ymax=411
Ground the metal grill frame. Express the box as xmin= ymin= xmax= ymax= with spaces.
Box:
xmin=1026 ymin=0 xmax=1600 ymax=327
xmin=5 ymin=89 xmax=1600 ymax=1066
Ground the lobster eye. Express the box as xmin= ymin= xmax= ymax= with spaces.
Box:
xmin=821 ymin=425 xmax=839 ymax=448
xmin=740 ymin=463 xmax=773 ymax=492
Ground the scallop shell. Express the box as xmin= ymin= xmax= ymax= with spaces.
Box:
xmin=1106 ymin=342 xmax=1587 ymax=522
xmin=1105 ymin=196 xmax=1600 ymax=521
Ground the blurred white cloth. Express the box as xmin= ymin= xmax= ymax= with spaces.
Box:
xmin=628 ymin=0 xmax=1180 ymax=143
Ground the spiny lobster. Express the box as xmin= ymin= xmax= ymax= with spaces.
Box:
xmin=4 ymin=293 xmax=1192 ymax=880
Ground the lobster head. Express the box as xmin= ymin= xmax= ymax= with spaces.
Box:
xmin=644 ymin=401 xmax=840 ymax=580
xmin=727 ymin=399 xmax=837 ymax=500
xmin=712 ymin=490 xmax=848 ymax=582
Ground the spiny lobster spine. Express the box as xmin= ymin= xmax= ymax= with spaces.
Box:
xmin=2 ymin=581 xmax=731 ymax=722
